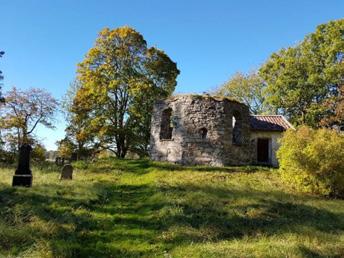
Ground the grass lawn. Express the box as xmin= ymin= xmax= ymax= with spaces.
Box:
xmin=0 ymin=158 xmax=344 ymax=257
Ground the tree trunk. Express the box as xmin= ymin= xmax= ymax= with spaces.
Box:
xmin=116 ymin=133 xmax=128 ymax=159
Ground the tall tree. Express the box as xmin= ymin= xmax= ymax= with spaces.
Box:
xmin=215 ymin=71 xmax=272 ymax=114
xmin=0 ymin=87 xmax=59 ymax=148
xmin=61 ymin=79 xmax=95 ymax=159
xmin=73 ymin=26 xmax=179 ymax=158
xmin=259 ymin=19 xmax=344 ymax=127
xmin=56 ymin=137 xmax=76 ymax=159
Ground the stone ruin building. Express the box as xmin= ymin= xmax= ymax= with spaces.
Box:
xmin=149 ymin=95 xmax=294 ymax=167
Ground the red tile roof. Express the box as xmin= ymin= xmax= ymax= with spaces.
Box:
xmin=250 ymin=115 xmax=294 ymax=131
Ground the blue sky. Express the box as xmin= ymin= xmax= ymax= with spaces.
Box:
xmin=1 ymin=0 xmax=343 ymax=150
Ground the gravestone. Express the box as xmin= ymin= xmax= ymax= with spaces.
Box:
xmin=60 ymin=164 xmax=73 ymax=180
xmin=12 ymin=144 xmax=33 ymax=187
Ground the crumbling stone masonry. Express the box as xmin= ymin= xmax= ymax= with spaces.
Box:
xmin=149 ymin=95 xmax=254 ymax=166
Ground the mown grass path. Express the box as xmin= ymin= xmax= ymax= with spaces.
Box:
xmin=0 ymin=159 xmax=344 ymax=257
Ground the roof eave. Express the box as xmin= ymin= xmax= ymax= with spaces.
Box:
xmin=250 ymin=129 xmax=286 ymax=132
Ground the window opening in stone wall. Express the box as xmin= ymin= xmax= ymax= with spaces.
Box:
xmin=199 ymin=127 xmax=208 ymax=139
xmin=160 ymin=108 xmax=173 ymax=140
xmin=232 ymin=111 xmax=242 ymax=145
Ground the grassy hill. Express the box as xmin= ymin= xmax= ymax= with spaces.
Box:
xmin=0 ymin=159 xmax=343 ymax=257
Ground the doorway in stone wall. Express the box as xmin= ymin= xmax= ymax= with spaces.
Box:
xmin=257 ymin=138 xmax=270 ymax=163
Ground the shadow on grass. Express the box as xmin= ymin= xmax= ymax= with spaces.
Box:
xmin=76 ymin=158 xmax=271 ymax=175
xmin=298 ymin=246 xmax=334 ymax=258
xmin=1 ymin=175 xmax=344 ymax=257
xmin=158 ymin=183 xmax=344 ymax=241
xmin=75 ymin=159 xmax=152 ymax=175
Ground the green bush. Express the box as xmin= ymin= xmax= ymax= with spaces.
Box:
xmin=31 ymin=144 xmax=46 ymax=163
xmin=72 ymin=160 xmax=90 ymax=170
xmin=0 ymin=150 xmax=16 ymax=164
xmin=277 ymin=126 xmax=344 ymax=197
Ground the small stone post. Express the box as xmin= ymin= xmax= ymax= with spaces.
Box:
xmin=12 ymin=144 xmax=33 ymax=187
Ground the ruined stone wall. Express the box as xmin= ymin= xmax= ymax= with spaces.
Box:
xmin=149 ymin=95 xmax=254 ymax=166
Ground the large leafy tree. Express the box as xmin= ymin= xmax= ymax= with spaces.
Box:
xmin=259 ymin=19 xmax=344 ymax=127
xmin=0 ymin=87 xmax=58 ymax=149
xmin=73 ymin=27 xmax=179 ymax=158
xmin=215 ymin=71 xmax=272 ymax=114
xmin=56 ymin=137 xmax=76 ymax=159
xmin=61 ymin=79 xmax=95 ymax=160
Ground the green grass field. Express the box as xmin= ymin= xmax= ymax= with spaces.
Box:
xmin=0 ymin=159 xmax=343 ymax=257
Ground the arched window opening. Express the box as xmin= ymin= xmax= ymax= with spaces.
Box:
xmin=160 ymin=108 xmax=173 ymax=140
xmin=199 ymin=127 xmax=207 ymax=139
xmin=232 ymin=111 xmax=242 ymax=145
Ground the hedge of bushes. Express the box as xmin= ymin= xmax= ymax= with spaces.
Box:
xmin=277 ymin=126 xmax=344 ymax=197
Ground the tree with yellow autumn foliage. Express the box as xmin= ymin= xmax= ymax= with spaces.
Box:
xmin=71 ymin=27 xmax=179 ymax=158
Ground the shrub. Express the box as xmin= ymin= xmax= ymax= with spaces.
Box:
xmin=31 ymin=144 xmax=46 ymax=163
xmin=0 ymin=150 xmax=16 ymax=164
xmin=73 ymin=160 xmax=90 ymax=170
xmin=277 ymin=126 xmax=344 ymax=197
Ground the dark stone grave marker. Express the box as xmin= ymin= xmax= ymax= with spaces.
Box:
xmin=60 ymin=164 xmax=73 ymax=180
xmin=12 ymin=144 xmax=32 ymax=187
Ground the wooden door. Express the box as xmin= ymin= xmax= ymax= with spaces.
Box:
xmin=257 ymin=138 xmax=269 ymax=163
